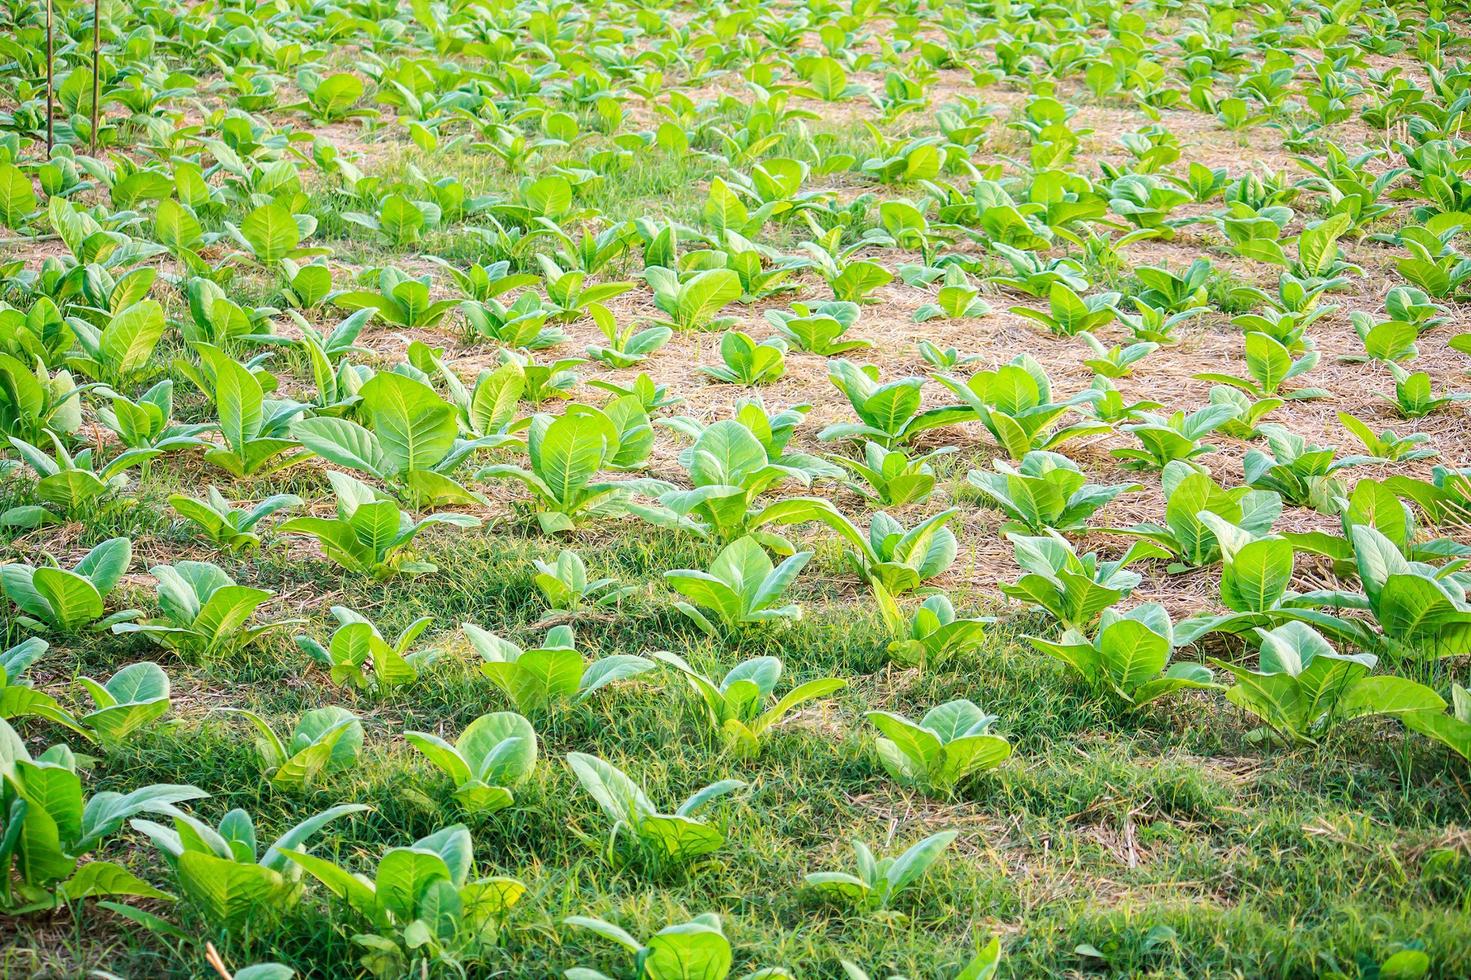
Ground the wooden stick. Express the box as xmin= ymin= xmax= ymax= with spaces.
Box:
xmin=45 ymin=0 xmax=54 ymax=155
xmin=203 ymin=942 xmax=233 ymax=980
xmin=90 ymin=0 xmax=101 ymax=154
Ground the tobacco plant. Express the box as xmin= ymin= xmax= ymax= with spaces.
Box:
xmin=652 ymin=652 xmax=845 ymax=756
xmin=865 ymin=699 xmax=1012 ymax=795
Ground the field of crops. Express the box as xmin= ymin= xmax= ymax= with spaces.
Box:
xmin=4 ymin=0 xmax=1471 ymax=976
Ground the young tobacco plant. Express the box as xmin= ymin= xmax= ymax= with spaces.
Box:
xmin=699 ymin=331 xmax=788 ymax=385
xmin=1338 ymin=412 xmax=1435 ymax=463
xmin=1285 ymin=478 xmax=1467 ymax=572
xmin=191 ymin=345 xmax=310 ymax=479
xmin=563 ymin=912 xmax=788 ymax=980
xmin=829 ymin=441 xmax=954 ymax=507
xmin=296 ymin=607 xmax=441 ymax=694
xmin=64 ymin=299 xmax=167 ymax=389
xmin=0 ymin=536 xmax=140 ymax=633
xmin=916 ymin=340 xmax=982 ymax=372
xmin=1342 ymin=523 xmax=1471 ymax=662
xmin=0 ymin=719 xmax=204 ymax=913
xmin=585 ymin=311 xmax=671 ymax=368
xmin=1029 ymin=603 xmax=1217 ymax=708
xmin=1173 ymin=515 xmax=1352 ymax=645
xmin=1105 ymin=461 xmax=1282 ymax=571
xmin=78 ymin=661 xmax=172 ymax=746
xmin=1212 ymin=622 xmax=1442 ymax=744
xmin=1243 ymin=424 xmax=1379 ymax=511
xmin=1209 ymin=385 xmax=1282 ymax=440
xmin=1113 ymin=403 xmax=1239 ymax=470
xmin=644 ymin=266 xmax=742 ymax=332
xmin=865 ymin=699 xmax=1012 ymax=795
xmin=633 ymin=418 xmax=828 ymax=552
xmin=405 ymin=711 xmax=538 ymax=815
xmin=278 ymin=473 xmax=480 ymax=578
xmin=168 ymin=488 xmax=302 ymax=555
xmin=967 ymin=450 xmax=1139 ymax=534
xmin=478 ymin=404 xmax=670 ymax=534
xmin=96 ymin=379 xmax=209 ymax=455
xmin=766 ymin=300 xmax=869 ymax=355
xmin=804 ymin=830 xmax=959 ymax=914
xmin=799 ymin=227 xmax=894 ymax=303
xmin=1000 ymin=533 xmax=1166 ymax=631
xmin=1011 ymin=282 xmax=1118 ymax=336
xmin=280 ymin=825 xmax=525 ymax=979
xmin=465 ymin=624 xmax=655 ymax=713
xmin=533 ymin=549 xmax=634 ymax=612
xmin=651 ymin=651 xmax=845 ymax=757
xmin=113 ymin=561 xmax=300 ymax=658
xmin=220 ymin=706 xmax=364 ymax=791
xmin=1 ymin=432 xmax=155 ymax=528
xmin=293 ymin=371 xmax=500 ymax=508
xmin=938 ymin=356 xmax=1108 ymax=460
xmin=566 ymin=753 xmax=744 ymax=870
xmin=761 ymin=503 xmax=962 ymax=598
xmin=664 ymin=536 xmax=811 ymax=635
xmin=331 ymin=266 xmax=457 ymax=329
xmin=1378 ymin=363 xmax=1470 ymax=418
xmin=461 ymin=293 xmax=567 ymax=350
xmin=819 ymin=360 xmax=970 ymax=448
xmin=913 ymin=266 xmax=992 ymax=322
xmin=875 ymin=584 xmax=991 ymax=669
xmin=132 ymin=802 xmax=368 ymax=928
xmin=1194 ymin=331 xmax=1328 ymax=400
xmin=1079 ymin=331 xmax=1156 ymax=379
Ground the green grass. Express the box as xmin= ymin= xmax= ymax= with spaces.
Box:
xmin=6 ymin=499 xmax=1469 ymax=977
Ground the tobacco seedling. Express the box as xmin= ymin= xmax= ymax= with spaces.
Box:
xmin=767 ymin=301 xmax=869 ymax=355
xmin=296 ymin=607 xmax=441 ymax=694
xmin=281 ymin=825 xmax=525 ymax=979
xmin=968 ymin=451 xmax=1138 ymax=534
xmin=220 ymin=706 xmax=364 ymax=791
xmin=168 ymin=488 xmax=302 ymax=554
xmin=804 ymin=830 xmax=959 ymax=913
xmin=652 ymin=651 xmax=845 ymax=756
xmin=132 ymin=802 xmax=368 ymax=927
xmin=865 ymin=699 xmax=1012 ymax=795
xmin=405 ymin=711 xmax=538 ymax=814
xmin=829 ymin=442 xmax=954 ymax=507
xmin=113 ymin=561 xmax=299 ymax=658
xmin=1000 ymin=533 xmax=1167 ymax=630
xmin=466 ymin=624 xmax=655 ymax=713
xmin=875 ymin=585 xmax=991 ymax=669
xmin=566 ymin=753 xmax=744 ymax=869
xmin=78 ymin=661 xmax=171 ymax=745
xmin=0 ymin=536 xmax=140 ymax=632
xmin=1212 ymin=623 xmax=1442 ymax=744
xmin=1029 ymin=603 xmax=1217 ymax=708
xmin=700 ymin=331 xmax=788 ymax=385
xmin=533 ymin=550 xmax=635 ymax=612
xmin=0 ymin=718 xmax=204 ymax=913
xmin=664 ymin=536 xmax=811 ymax=635
xmin=278 ymin=473 xmax=480 ymax=578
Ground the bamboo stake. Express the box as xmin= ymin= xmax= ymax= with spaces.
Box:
xmin=45 ymin=0 xmax=54 ymax=155
xmin=90 ymin=0 xmax=101 ymax=154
